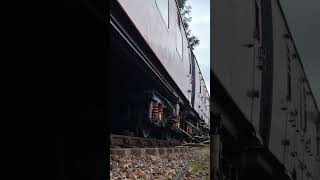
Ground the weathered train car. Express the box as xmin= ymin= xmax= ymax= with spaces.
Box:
xmin=270 ymin=1 xmax=320 ymax=179
xmin=193 ymin=54 xmax=210 ymax=123
xmin=213 ymin=0 xmax=319 ymax=179
xmin=116 ymin=0 xmax=192 ymax=101
xmin=110 ymin=0 xmax=209 ymax=140
xmin=189 ymin=53 xmax=210 ymax=138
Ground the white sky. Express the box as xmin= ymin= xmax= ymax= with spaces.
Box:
xmin=188 ymin=0 xmax=210 ymax=94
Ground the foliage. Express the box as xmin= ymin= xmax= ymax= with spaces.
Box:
xmin=177 ymin=0 xmax=200 ymax=50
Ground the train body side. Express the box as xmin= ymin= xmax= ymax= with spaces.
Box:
xmin=213 ymin=0 xmax=320 ymax=179
xmin=116 ymin=0 xmax=210 ymax=126
xmin=270 ymin=0 xmax=320 ymax=178
xmin=117 ymin=0 xmax=191 ymax=103
xmin=213 ymin=0 xmax=260 ymax=128
xmin=193 ymin=54 xmax=210 ymax=125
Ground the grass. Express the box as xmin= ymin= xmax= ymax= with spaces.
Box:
xmin=188 ymin=149 xmax=210 ymax=179
xmin=191 ymin=161 xmax=206 ymax=172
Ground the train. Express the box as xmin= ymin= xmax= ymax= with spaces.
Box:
xmin=110 ymin=0 xmax=210 ymax=142
xmin=212 ymin=0 xmax=320 ymax=180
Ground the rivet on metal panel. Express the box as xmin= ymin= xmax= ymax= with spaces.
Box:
xmin=246 ymin=89 xmax=260 ymax=98
xmin=281 ymin=139 xmax=290 ymax=146
xmin=242 ymin=43 xmax=254 ymax=48
xmin=290 ymin=151 xmax=297 ymax=157
xmin=288 ymin=118 xmax=294 ymax=123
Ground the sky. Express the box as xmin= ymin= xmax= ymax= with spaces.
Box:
xmin=280 ymin=0 xmax=320 ymax=107
xmin=188 ymin=0 xmax=210 ymax=94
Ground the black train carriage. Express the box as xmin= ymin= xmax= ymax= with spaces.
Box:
xmin=213 ymin=0 xmax=320 ymax=179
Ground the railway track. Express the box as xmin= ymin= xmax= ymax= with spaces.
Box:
xmin=174 ymin=161 xmax=190 ymax=180
xmin=110 ymin=134 xmax=183 ymax=148
xmin=110 ymin=145 xmax=209 ymax=179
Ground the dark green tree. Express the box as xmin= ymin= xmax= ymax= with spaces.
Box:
xmin=177 ymin=0 xmax=200 ymax=50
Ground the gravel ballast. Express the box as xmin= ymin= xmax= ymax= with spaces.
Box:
xmin=110 ymin=147 xmax=210 ymax=180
